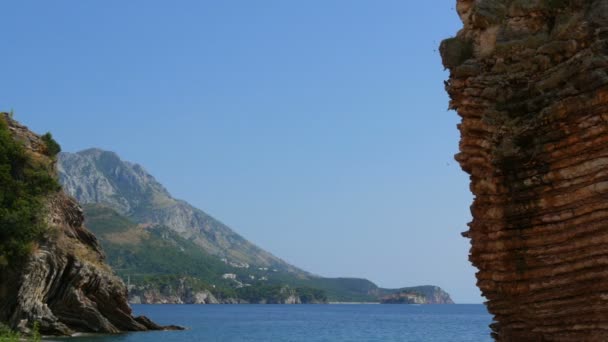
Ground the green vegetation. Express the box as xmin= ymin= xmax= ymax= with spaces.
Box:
xmin=84 ymin=204 xmax=334 ymax=302
xmin=82 ymin=204 xmax=135 ymax=234
xmin=41 ymin=132 xmax=61 ymax=157
xmin=295 ymin=287 xmax=327 ymax=303
xmin=84 ymin=204 xmax=440 ymax=303
xmin=271 ymin=274 xmax=379 ymax=302
xmin=380 ymin=292 xmax=423 ymax=304
xmin=84 ymin=204 xmax=403 ymax=302
xmin=84 ymin=204 xmax=241 ymax=285
xmin=85 ymin=205 xmax=284 ymax=298
xmin=0 ymin=116 xmax=60 ymax=268
xmin=128 ymin=275 xmax=243 ymax=301
xmin=129 ymin=274 xmax=229 ymax=295
xmin=0 ymin=325 xmax=19 ymax=342
xmin=236 ymin=285 xmax=326 ymax=303
xmin=0 ymin=322 xmax=41 ymax=342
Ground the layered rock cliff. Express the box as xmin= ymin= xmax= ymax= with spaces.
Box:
xmin=0 ymin=115 xmax=178 ymax=336
xmin=441 ymin=1 xmax=608 ymax=340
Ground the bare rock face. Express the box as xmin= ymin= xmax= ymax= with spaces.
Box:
xmin=441 ymin=0 xmax=608 ymax=340
xmin=441 ymin=0 xmax=608 ymax=341
xmin=0 ymin=116 xmax=181 ymax=336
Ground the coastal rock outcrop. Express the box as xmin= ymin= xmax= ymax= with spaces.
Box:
xmin=0 ymin=115 xmax=180 ymax=336
xmin=379 ymin=286 xmax=454 ymax=304
xmin=442 ymin=1 xmax=608 ymax=340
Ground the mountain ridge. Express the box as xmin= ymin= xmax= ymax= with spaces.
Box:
xmin=58 ymin=148 xmax=304 ymax=275
xmin=58 ymin=147 xmax=454 ymax=304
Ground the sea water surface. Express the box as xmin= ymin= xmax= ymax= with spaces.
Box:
xmin=49 ymin=304 xmax=492 ymax=342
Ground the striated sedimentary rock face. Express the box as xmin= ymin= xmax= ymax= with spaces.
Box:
xmin=441 ymin=0 xmax=608 ymax=340
xmin=0 ymin=115 xmax=180 ymax=336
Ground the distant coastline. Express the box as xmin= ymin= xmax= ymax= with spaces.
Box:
xmin=328 ymin=302 xmax=380 ymax=305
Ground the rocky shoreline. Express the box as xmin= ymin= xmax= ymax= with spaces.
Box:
xmin=127 ymin=285 xmax=322 ymax=305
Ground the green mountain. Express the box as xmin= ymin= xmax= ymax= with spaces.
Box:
xmin=58 ymin=149 xmax=454 ymax=304
xmin=58 ymin=148 xmax=301 ymax=274
xmin=82 ymin=204 xmax=325 ymax=303
xmin=83 ymin=204 xmax=235 ymax=284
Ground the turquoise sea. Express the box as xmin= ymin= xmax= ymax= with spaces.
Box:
xmin=49 ymin=304 xmax=492 ymax=342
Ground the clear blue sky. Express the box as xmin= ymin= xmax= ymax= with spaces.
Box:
xmin=1 ymin=1 xmax=481 ymax=303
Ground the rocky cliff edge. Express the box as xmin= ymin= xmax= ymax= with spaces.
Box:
xmin=0 ymin=114 xmax=181 ymax=336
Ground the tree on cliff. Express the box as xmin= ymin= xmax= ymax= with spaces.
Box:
xmin=0 ymin=115 xmax=61 ymax=268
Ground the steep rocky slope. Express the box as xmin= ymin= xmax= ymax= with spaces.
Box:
xmin=58 ymin=148 xmax=303 ymax=274
xmin=0 ymin=114 xmax=178 ymax=336
xmin=441 ymin=1 xmax=608 ymax=340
